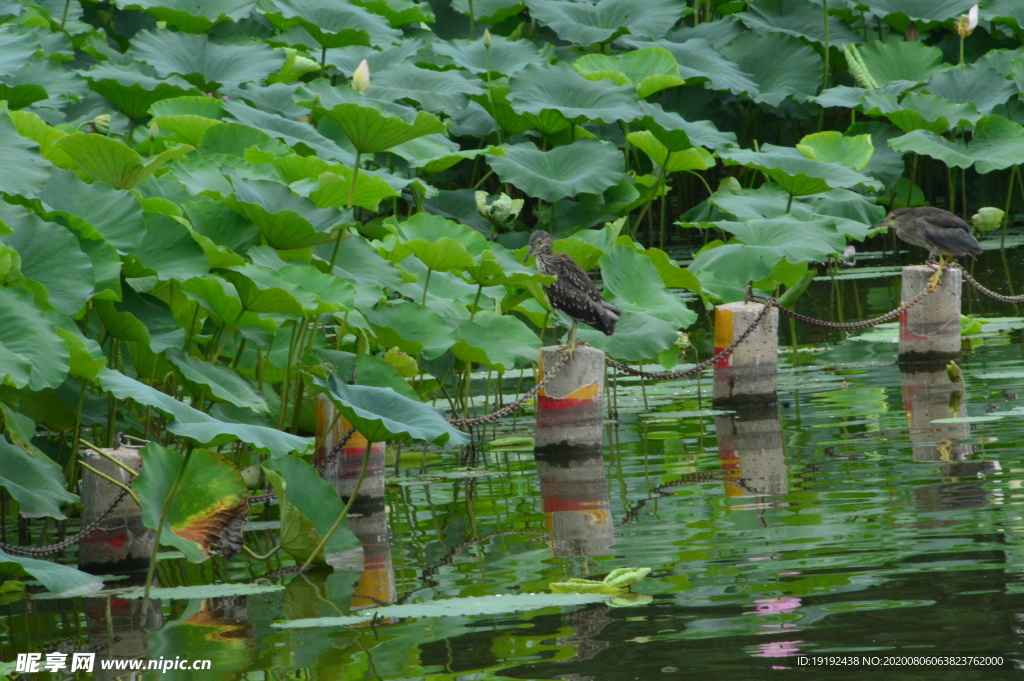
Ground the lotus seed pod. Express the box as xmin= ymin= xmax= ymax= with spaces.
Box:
xmin=92 ymin=114 xmax=110 ymax=135
xmin=483 ymin=28 xmax=492 ymax=48
xmin=971 ymin=206 xmax=1004 ymax=232
xmin=352 ymin=59 xmax=370 ymax=94
xmin=490 ymin=193 xmax=514 ymax=222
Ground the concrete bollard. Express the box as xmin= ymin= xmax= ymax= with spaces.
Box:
xmin=712 ymin=302 xmax=778 ymax=406
xmin=316 ymin=394 xmax=386 ymax=501
xmin=900 ymin=365 xmax=970 ymax=463
xmin=78 ymin=447 xmax=153 ymax=574
xmin=715 ymin=404 xmax=788 ymax=504
xmin=534 ymin=345 xmax=605 ymax=456
xmin=899 ymin=265 xmax=962 ymax=363
xmin=535 ymin=452 xmax=613 ymax=557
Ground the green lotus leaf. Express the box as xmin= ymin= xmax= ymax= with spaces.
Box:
xmin=432 ymin=35 xmax=545 ymax=77
xmin=0 ymin=59 xmax=87 ymax=109
xmin=263 ymin=457 xmax=357 ymax=564
xmin=638 ymin=101 xmax=736 ymax=152
xmin=602 ymin=566 xmax=651 ymax=588
xmin=0 ymin=434 xmax=77 ymax=519
xmin=264 ymin=0 xmax=400 ymax=49
xmin=508 ymin=63 xmax=642 ymax=124
xmin=134 ymin=443 xmax=248 ymax=562
xmin=984 ymin=1 xmax=1024 ymax=32
xmin=352 ymin=0 xmax=434 ymax=26
xmin=51 ymin=321 xmax=106 ymax=381
xmin=130 ymin=30 xmax=284 ymax=91
xmin=719 ymin=145 xmax=882 ymax=196
xmin=550 ymin=578 xmax=620 ymax=595
xmin=465 ymin=242 xmax=553 ymax=288
xmin=451 ymin=311 xmax=541 ymax=372
xmin=719 ymin=31 xmax=821 ymax=106
xmin=641 ymin=246 xmax=702 ymax=294
xmin=600 ymin=244 xmax=695 ymax=328
xmin=110 ymin=286 xmax=185 ymax=352
xmin=627 ymin=131 xmax=715 ymax=172
xmin=488 ymin=140 xmax=625 ymax=202
xmin=0 ymin=30 xmax=37 ymax=77
xmin=224 ymin=100 xmax=355 ymax=165
xmin=99 ymin=368 xmax=313 ymax=456
xmin=366 ymin=301 xmax=458 ymax=360
xmin=470 ymin=84 xmax=536 ymax=136
xmin=857 ymin=39 xmax=945 ymax=86
xmin=368 ymin=62 xmax=485 ymax=114
xmin=857 ymin=0 xmax=976 ymax=23
xmin=115 ymin=0 xmax=256 ymax=33
xmin=577 ymin=311 xmax=679 ymax=362
xmin=181 ymin=276 xmax=243 ymax=324
xmin=330 ymin=232 xmax=404 ymax=291
xmin=167 ymin=349 xmax=268 ymax=413
xmin=713 ymin=184 xmax=882 ymax=241
xmin=93 ymin=299 xmax=151 ymax=345
xmin=314 ymin=374 xmax=469 ymax=446
xmin=7 ymin=109 xmax=73 ymax=168
xmin=389 ymin=212 xmax=489 ymax=272
xmin=924 ymin=65 xmax=1017 ymax=116
xmin=275 ymin=262 xmax=357 ymax=312
xmin=56 ymin=133 xmax=193 ymax=191
xmin=451 ymin=0 xmax=524 ymax=23
xmin=268 ymin=153 xmax=398 ymax=210
xmin=575 ymin=47 xmax=685 ymax=99
xmin=300 ymin=81 xmax=446 ymax=153
xmin=85 ymin=62 xmax=198 ymax=121
xmin=525 ymin=0 xmax=684 ymax=46
xmin=0 ymin=287 xmax=69 ymax=391
xmin=318 ymin=350 xmax=419 ymax=399
xmin=124 ymin=212 xmax=210 ymax=282
xmin=222 ymin=173 xmax=343 ymax=249
xmin=861 ymin=90 xmax=979 ymax=135
xmin=690 ymin=217 xmax=846 ymax=301
xmin=0 ymin=549 xmax=100 ymax=596
xmin=222 ymin=267 xmax=311 ymax=315
xmin=736 ymin=0 xmax=862 ymax=46
xmin=389 ymin=135 xmax=503 ymax=175
xmin=655 ymin=38 xmax=757 ymax=97
xmin=0 ymin=111 xmax=50 ymax=197
xmin=797 ymin=132 xmax=873 ymax=171
xmin=0 ymin=203 xmax=93 ymax=315
xmin=888 ymin=115 xmax=1024 ymax=175
xmin=184 ymin=201 xmax=261 ymax=256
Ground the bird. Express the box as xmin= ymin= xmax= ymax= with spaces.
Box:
xmin=873 ymin=206 xmax=983 ymax=290
xmin=526 ymin=230 xmax=621 ymax=357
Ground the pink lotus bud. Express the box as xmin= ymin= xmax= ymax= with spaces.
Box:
xmin=352 ymin=59 xmax=370 ymax=94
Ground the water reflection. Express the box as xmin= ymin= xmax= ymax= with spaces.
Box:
xmin=84 ymin=597 xmax=161 ymax=680
xmin=900 ymin=365 xmax=970 ymax=462
xmin=535 ymin=452 xmax=613 ymax=557
xmin=715 ymin=404 xmax=788 ymax=504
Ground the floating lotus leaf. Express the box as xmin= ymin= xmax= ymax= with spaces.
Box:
xmin=508 ymin=63 xmax=642 ymax=124
xmin=719 ymin=31 xmax=821 ymax=106
xmin=797 ymin=132 xmax=874 ymax=171
xmin=134 ymin=443 xmax=249 ymax=562
xmin=314 ymin=374 xmax=469 ymax=445
xmin=263 ymin=456 xmax=357 ymax=564
xmin=488 ymin=140 xmax=625 ymax=202
xmin=602 ymin=567 xmax=651 ymax=588
xmin=550 ymin=578 xmax=620 ymax=595
xmin=433 ymin=35 xmax=545 ymax=77
xmin=525 ymin=0 xmax=684 ymax=46
xmin=130 ymin=30 xmax=284 ymax=91
xmin=575 ymin=47 xmax=685 ymax=99
xmin=889 ymin=115 xmax=1024 ymax=174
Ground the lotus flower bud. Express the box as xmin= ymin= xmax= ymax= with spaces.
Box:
xmin=971 ymin=206 xmax=1004 ymax=232
xmin=351 ymin=59 xmax=370 ymax=94
xmin=91 ymin=114 xmax=110 ymax=135
xmin=968 ymin=4 xmax=979 ymax=31
xmin=148 ymin=120 xmax=159 ymax=140
xmin=483 ymin=28 xmax=492 ymax=48
xmin=156 ymin=20 xmax=167 ymax=29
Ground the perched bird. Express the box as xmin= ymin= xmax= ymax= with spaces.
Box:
xmin=526 ymin=230 xmax=621 ymax=355
xmin=873 ymin=206 xmax=983 ymax=289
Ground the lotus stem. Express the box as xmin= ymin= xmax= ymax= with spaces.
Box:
xmin=1001 ymin=166 xmax=1018 ymax=251
xmin=468 ymin=0 xmax=475 ymax=39
xmin=77 ymin=460 xmax=141 ymax=507
xmin=821 ymin=0 xmax=830 ymax=90
xmin=301 ymin=438 xmax=372 ymax=571
xmin=79 ymin=439 xmax=139 ymax=477
xmin=144 ymin=445 xmax=194 ymax=599
xmin=421 ymin=268 xmax=432 ymax=306
xmin=242 ymin=543 xmax=282 ymax=561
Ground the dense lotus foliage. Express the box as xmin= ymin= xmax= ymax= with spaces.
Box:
xmin=2 ymin=0 xmax=1024 ymax=590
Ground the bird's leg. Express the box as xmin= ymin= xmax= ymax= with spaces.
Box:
xmin=926 ymin=256 xmax=951 ymax=292
xmin=565 ymin=320 xmax=578 ymax=360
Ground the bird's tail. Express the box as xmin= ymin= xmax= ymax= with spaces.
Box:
xmin=599 ymin=301 xmax=622 ymax=336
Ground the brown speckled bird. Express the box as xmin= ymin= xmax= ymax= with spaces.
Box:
xmin=874 ymin=206 xmax=982 ymax=289
xmin=526 ymin=230 xmax=621 ymax=356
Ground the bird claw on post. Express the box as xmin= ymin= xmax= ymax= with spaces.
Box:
xmin=926 ymin=258 xmax=949 ymax=293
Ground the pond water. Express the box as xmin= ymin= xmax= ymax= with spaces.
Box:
xmin=6 ymin=239 xmax=1024 ymax=679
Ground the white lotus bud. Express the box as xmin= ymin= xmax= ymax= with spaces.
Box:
xmin=483 ymin=28 xmax=492 ymax=48
xmin=967 ymin=4 xmax=979 ymax=31
xmin=351 ymin=59 xmax=370 ymax=94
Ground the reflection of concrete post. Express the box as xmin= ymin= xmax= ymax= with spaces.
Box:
xmin=713 ymin=302 xmax=778 ymax=406
xmin=85 ymin=596 xmax=161 ymax=680
xmin=535 ymin=346 xmax=604 ymax=455
xmin=914 ymin=461 xmax=998 ymax=511
xmin=536 ymin=452 xmax=613 ymax=557
xmin=900 ymin=366 xmax=970 ymax=462
xmin=78 ymin=447 xmax=153 ymax=574
xmin=317 ymin=395 xmax=395 ymax=604
xmin=899 ymin=265 xmax=961 ymax=362
xmin=715 ymin=404 xmax=787 ymax=499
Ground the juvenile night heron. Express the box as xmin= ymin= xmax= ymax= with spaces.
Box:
xmin=526 ymin=230 xmax=621 ymax=356
xmin=873 ymin=206 xmax=983 ymax=289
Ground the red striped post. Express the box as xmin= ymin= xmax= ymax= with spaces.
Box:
xmin=899 ymin=265 xmax=962 ymax=363
xmin=714 ymin=405 xmax=788 ymax=506
xmin=78 ymin=447 xmax=153 ymax=574
xmin=712 ymin=301 xmax=778 ymax=406
xmin=534 ymin=345 xmax=605 ymax=456
xmin=536 ymin=452 xmax=613 ymax=557
xmin=316 ymin=394 xmax=386 ymax=502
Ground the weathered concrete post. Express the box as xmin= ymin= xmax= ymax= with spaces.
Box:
xmin=900 ymin=365 xmax=970 ymax=462
xmin=899 ymin=265 xmax=962 ymax=362
xmin=316 ymin=394 xmax=386 ymax=501
xmin=78 ymin=446 xmax=153 ymax=574
xmin=535 ymin=452 xmax=613 ymax=557
xmin=713 ymin=302 xmax=778 ymax=406
xmin=715 ymin=404 xmax=788 ymax=503
xmin=534 ymin=346 xmax=605 ymax=456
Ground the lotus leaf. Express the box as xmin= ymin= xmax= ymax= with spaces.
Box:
xmin=0 ymin=550 xmax=100 ymax=596
xmin=719 ymin=145 xmax=882 ymax=196
xmin=488 ymin=140 xmax=625 ymax=202
xmin=627 ymin=131 xmax=715 ymax=172
xmin=736 ymin=0 xmax=862 ymax=46
xmin=889 ymin=115 xmax=1024 ymax=174
xmin=131 ymin=30 xmax=285 ymax=91
xmin=0 ymin=112 xmax=50 ymax=197
xmin=719 ymin=31 xmax=821 ymax=106
xmin=525 ymin=0 xmax=684 ymax=46
xmin=575 ymin=47 xmax=685 ymax=99
xmin=432 ymin=35 xmax=545 ymax=77
xmin=796 ymin=132 xmax=874 ymax=171
xmin=452 ymin=311 xmax=541 ymax=372
xmin=0 ymin=435 xmax=77 ymax=519
xmin=600 ymin=245 xmax=696 ymax=328
xmin=115 ymin=0 xmax=257 ymax=33
xmin=508 ymin=63 xmax=642 ymax=124
xmin=264 ymin=0 xmax=400 ymax=49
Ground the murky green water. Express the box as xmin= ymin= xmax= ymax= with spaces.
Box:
xmin=6 ymin=241 xmax=1024 ymax=679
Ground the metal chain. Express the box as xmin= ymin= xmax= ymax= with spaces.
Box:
xmin=447 ymin=349 xmax=573 ymax=427
xmin=0 ymin=489 xmax=129 ymax=557
xmin=954 ymin=264 xmax=1024 ymax=304
xmin=597 ymin=299 xmax=778 ymax=381
xmin=771 ymin=284 xmax=931 ymax=330
xmin=247 ymin=426 xmax=359 ymax=504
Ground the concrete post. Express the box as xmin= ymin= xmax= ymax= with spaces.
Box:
xmin=85 ymin=595 xmax=162 ymax=680
xmin=535 ymin=452 xmax=613 ymax=557
xmin=715 ymin=404 xmax=788 ymax=505
xmin=899 ymin=265 xmax=962 ymax=362
xmin=712 ymin=302 xmax=778 ymax=406
xmin=78 ymin=447 xmax=153 ymax=574
xmin=900 ymin=365 xmax=970 ymax=462
xmin=316 ymin=394 xmax=386 ymax=501
xmin=534 ymin=346 xmax=605 ymax=456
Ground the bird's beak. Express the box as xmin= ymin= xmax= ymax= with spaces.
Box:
xmin=871 ymin=217 xmax=892 ymax=231
xmin=525 ymin=244 xmax=535 ymax=262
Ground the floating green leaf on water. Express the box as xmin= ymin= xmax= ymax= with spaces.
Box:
xmin=486 ymin=436 xmax=534 ymax=451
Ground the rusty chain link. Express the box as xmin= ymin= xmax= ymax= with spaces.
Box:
xmin=953 ymin=264 xmax=1024 ymax=304
xmin=769 ymin=284 xmax=932 ymax=330
xmin=0 ymin=488 xmax=129 ymax=557
xmin=247 ymin=425 xmax=359 ymax=504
